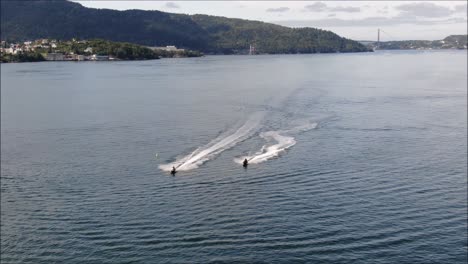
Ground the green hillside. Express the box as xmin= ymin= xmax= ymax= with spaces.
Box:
xmin=368 ymin=35 xmax=468 ymax=50
xmin=1 ymin=0 xmax=369 ymax=54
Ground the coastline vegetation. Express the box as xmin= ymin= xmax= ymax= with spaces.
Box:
xmin=1 ymin=0 xmax=370 ymax=54
xmin=1 ymin=52 xmax=45 ymax=63
xmin=57 ymin=39 xmax=202 ymax=59
xmin=1 ymin=38 xmax=203 ymax=63
xmin=373 ymin=35 xmax=468 ymax=50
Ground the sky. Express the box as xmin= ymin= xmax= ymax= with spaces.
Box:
xmin=75 ymin=1 xmax=467 ymax=41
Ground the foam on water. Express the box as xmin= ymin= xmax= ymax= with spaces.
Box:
xmin=159 ymin=113 xmax=263 ymax=171
xmin=235 ymin=122 xmax=317 ymax=164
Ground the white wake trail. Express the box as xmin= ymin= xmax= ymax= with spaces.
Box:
xmin=235 ymin=122 xmax=317 ymax=165
xmin=159 ymin=113 xmax=262 ymax=171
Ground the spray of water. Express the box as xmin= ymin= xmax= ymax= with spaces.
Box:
xmin=235 ymin=122 xmax=317 ymax=164
xmin=159 ymin=113 xmax=263 ymax=171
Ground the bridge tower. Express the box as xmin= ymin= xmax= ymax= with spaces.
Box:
xmin=377 ymin=28 xmax=380 ymax=49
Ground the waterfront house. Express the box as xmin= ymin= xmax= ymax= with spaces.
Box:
xmin=12 ymin=48 xmax=23 ymax=54
xmin=4 ymin=48 xmax=14 ymax=54
xmin=91 ymin=54 xmax=108 ymax=61
xmin=149 ymin=45 xmax=185 ymax=52
xmin=46 ymin=53 xmax=64 ymax=61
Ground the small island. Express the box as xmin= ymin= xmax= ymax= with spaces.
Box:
xmin=0 ymin=38 xmax=203 ymax=63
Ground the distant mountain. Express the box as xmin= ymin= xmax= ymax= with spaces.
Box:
xmin=1 ymin=0 xmax=369 ymax=54
xmin=365 ymin=35 xmax=468 ymax=50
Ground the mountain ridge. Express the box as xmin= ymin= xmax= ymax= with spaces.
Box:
xmin=1 ymin=0 xmax=369 ymax=54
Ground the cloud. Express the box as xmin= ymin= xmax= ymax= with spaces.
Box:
xmin=304 ymin=2 xmax=327 ymax=12
xmin=273 ymin=16 xmax=467 ymax=28
xmin=454 ymin=4 xmax=467 ymax=13
xmin=164 ymin=2 xmax=179 ymax=9
xmin=304 ymin=2 xmax=360 ymax=13
xmin=448 ymin=17 xmax=468 ymax=23
xmin=378 ymin=9 xmax=388 ymax=14
xmin=329 ymin=6 xmax=360 ymax=13
xmin=266 ymin=7 xmax=290 ymax=13
xmin=395 ymin=2 xmax=453 ymax=17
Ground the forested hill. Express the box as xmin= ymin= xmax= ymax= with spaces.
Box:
xmin=1 ymin=0 xmax=369 ymax=54
xmin=373 ymin=35 xmax=468 ymax=50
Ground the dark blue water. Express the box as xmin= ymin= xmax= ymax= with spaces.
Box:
xmin=1 ymin=51 xmax=467 ymax=263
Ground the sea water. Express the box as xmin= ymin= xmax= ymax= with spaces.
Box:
xmin=1 ymin=50 xmax=467 ymax=263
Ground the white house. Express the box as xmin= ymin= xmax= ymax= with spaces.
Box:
xmin=149 ymin=45 xmax=185 ymax=52
xmin=13 ymin=48 xmax=23 ymax=54
xmin=46 ymin=53 xmax=64 ymax=61
xmin=4 ymin=48 xmax=14 ymax=54
xmin=91 ymin=54 xmax=108 ymax=61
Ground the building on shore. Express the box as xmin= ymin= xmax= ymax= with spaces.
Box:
xmin=46 ymin=53 xmax=64 ymax=61
xmin=3 ymin=47 xmax=14 ymax=54
xmin=13 ymin=48 xmax=23 ymax=54
xmin=148 ymin=45 xmax=185 ymax=52
xmin=90 ymin=54 xmax=109 ymax=61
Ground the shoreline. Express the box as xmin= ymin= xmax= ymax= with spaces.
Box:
xmin=2 ymin=49 xmax=467 ymax=64
xmin=0 ymin=56 xmax=202 ymax=64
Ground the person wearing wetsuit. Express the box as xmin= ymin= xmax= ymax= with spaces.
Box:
xmin=171 ymin=166 xmax=176 ymax=174
xmin=243 ymin=158 xmax=248 ymax=167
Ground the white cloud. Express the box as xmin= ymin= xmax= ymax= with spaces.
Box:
xmin=329 ymin=6 xmax=360 ymax=13
xmin=266 ymin=7 xmax=290 ymax=13
xmin=164 ymin=2 xmax=180 ymax=9
xmin=304 ymin=2 xmax=360 ymax=13
xmin=454 ymin=4 xmax=467 ymax=13
xmin=395 ymin=2 xmax=453 ymax=18
xmin=274 ymin=16 xmax=467 ymax=28
xmin=304 ymin=2 xmax=327 ymax=12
